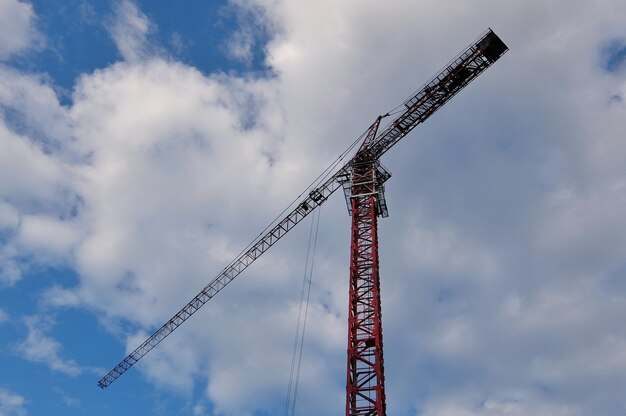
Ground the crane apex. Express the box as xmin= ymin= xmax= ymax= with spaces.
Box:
xmin=479 ymin=29 xmax=509 ymax=63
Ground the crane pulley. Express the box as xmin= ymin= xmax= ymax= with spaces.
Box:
xmin=97 ymin=29 xmax=508 ymax=411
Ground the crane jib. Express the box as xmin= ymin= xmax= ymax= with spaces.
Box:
xmin=97 ymin=28 xmax=507 ymax=389
xmin=367 ymin=29 xmax=507 ymax=159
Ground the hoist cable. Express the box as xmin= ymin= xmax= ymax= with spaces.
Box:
xmin=283 ymin=207 xmax=321 ymax=416
xmin=290 ymin=207 xmax=320 ymax=416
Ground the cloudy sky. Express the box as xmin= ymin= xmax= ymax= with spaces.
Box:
xmin=1 ymin=0 xmax=626 ymax=415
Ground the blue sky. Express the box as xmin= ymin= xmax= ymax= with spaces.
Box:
xmin=9 ymin=1 xmax=270 ymax=98
xmin=1 ymin=1 xmax=626 ymax=415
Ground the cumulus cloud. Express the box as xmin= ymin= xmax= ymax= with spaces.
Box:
xmin=107 ymin=0 xmax=155 ymax=62
xmin=0 ymin=65 xmax=73 ymax=152
xmin=0 ymin=120 xmax=77 ymax=283
xmin=63 ymin=59 xmax=287 ymax=326
xmin=0 ymin=0 xmax=39 ymax=60
xmin=0 ymin=387 xmax=26 ymax=416
xmin=0 ymin=0 xmax=625 ymax=415
xmin=0 ymin=202 xmax=18 ymax=232
xmin=0 ymin=203 xmax=20 ymax=284
xmin=0 ymin=121 xmax=70 ymax=211
xmin=225 ymin=29 xmax=255 ymax=64
xmin=15 ymin=215 xmax=80 ymax=263
xmin=222 ymin=2 xmax=276 ymax=66
xmin=15 ymin=316 xmax=83 ymax=376
xmin=0 ymin=251 xmax=20 ymax=286
xmin=52 ymin=388 xmax=80 ymax=409
xmin=0 ymin=63 xmax=80 ymax=284
xmin=419 ymin=389 xmax=583 ymax=416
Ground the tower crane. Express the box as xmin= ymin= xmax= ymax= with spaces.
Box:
xmin=98 ymin=29 xmax=508 ymax=416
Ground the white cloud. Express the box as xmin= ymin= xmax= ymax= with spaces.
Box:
xmin=0 ymin=65 xmax=74 ymax=153
xmin=222 ymin=2 xmax=275 ymax=65
xmin=420 ymin=391 xmax=583 ymax=416
xmin=0 ymin=120 xmax=76 ymax=283
xmin=0 ymin=121 xmax=69 ymax=211
xmin=226 ymin=29 xmax=255 ymax=63
xmin=15 ymin=316 xmax=82 ymax=377
xmin=63 ymin=58 xmax=286 ymax=326
xmin=192 ymin=403 xmax=206 ymax=416
xmin=15 ymin=215 xmax=81 ymax=260
xmin=0 ymin=202 xmax=18 ymax=232
xmin=52 ymin=388 xmax=80 ymax=409
xmin=0 ymin=250 xmax=21 ymax=286
xmin=0 ymin=0 xmax=625 ymax=415
xmin=0 ymin=0 xmax=39 ymax=60
xmin=41 ymin=286 xmax=81 ymax=308
xmin=0 ymin=309 xmax=7 ymax=325
xmin=0 ymin=64 xmax=80 ymax=284
xmin=0 ymin=387 xmax=26 ymax=416
xmin=107 ymin=0 xmax=155 ymax=62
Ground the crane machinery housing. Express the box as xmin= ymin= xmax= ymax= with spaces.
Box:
xmin=98 ymin=28 xmax=508 ymax=416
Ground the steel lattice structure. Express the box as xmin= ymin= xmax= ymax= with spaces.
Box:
xmin=98 ymin=30 xmax=508 ymax=415
xmin=345 ymin=159 xmax=388 ymax=414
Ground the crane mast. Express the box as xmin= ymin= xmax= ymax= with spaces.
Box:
xmin=344 ymin=119 xmax=389 ymax=416
xmin=98 ymin=29 xmax=508 ymax=415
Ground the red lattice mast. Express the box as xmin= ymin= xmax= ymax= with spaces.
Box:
xmin=344 ymin=118 xmax=390 ymax=416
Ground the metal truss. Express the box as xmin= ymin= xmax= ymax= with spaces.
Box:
xmin=345 ymin=158 xmax=388 ymax=416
